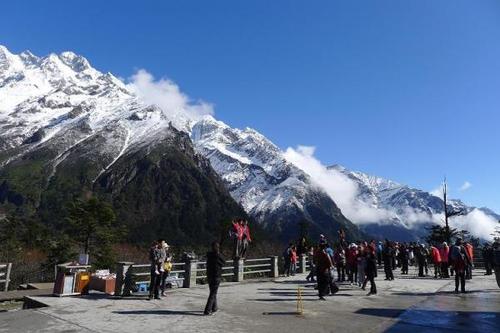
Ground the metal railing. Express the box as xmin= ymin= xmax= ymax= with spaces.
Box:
xmin=115 ymin=255 xmax=282 ymax=296
xmin=0 ymin=263 xmax=12 ymax=291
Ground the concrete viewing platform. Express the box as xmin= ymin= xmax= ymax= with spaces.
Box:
xmin=1 ymin=269 xmax=499 ymax=333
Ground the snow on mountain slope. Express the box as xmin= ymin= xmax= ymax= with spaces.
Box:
xmin=0 ymin=45 xmax=363 ymax=241
xmin=0 ymin=45 xmax=201 ymax=169
xmin=329 ymin=165 xmax=499 ymax=241
xmin=190 ymin=117 xmax=363 ymax=240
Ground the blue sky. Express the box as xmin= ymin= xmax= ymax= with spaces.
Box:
xmin=1 ymin=1 xmax=499 ymax=212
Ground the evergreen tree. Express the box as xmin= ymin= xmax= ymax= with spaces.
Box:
xmin=66 ymin=197 xmax=123 ymax=268
xmin=426 ymin=225 xmax=458 ymax=244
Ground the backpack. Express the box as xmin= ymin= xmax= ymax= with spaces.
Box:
xmin=450 ymin=245 xmax=465 ymax=263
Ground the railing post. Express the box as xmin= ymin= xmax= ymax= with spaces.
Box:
xmin=270 ymin=256 xmax=279 ymax=278
xmin=234 ymin=258 xmax=244 ymax=282
xmin=114 ymin=261 xmax=134 ymax=296
xmin=299 ymin=254 xmax=307 ymax=274
xmin=183 ymin=259 xmax=198 ymax=288
xmin=4 ymin=263 xmax=12 ymax=291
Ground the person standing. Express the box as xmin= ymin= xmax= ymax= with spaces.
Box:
xmin=315 ymin=243 xmax=333 ymax=300
xmin=297 ymin=238 xmax=308 ymax=257
xmin=376 ymin=241 xmax=383 ymax=266
xmin=160 ymin=242 xmax=172 ymax=297
xmin=399 ymin=243 xmax=409 ymax=275
xmin=363 ymin=247 xmax=378 ymax=295
xmin=430 ymin=244 xmax=442 ymax=278
xmin=416 ymin=244 xmax=426 ymax=277
xmin=306 ymin=246 xmax=316 ymax=282
xmin=240 ymin=220 xmax=252 ymax=259
xmin=449 ymin=238 xmax=471 ymax=293
xmin=148 ymin=239 xmax=165 ymax=300
xmin=482 ymin=244 xmax=493 ymax=275
xmin=204 ymin=242 xmax=225 ymax=315
xmin=283 ymin=243 xmax=293 ymax=277
xmin=357 ymin=245 xmax=366 ymax=287
xmin=334 ymin=246 xmax=346 ymax=282
xmin=346 ymin=244 xmax=358 ymax=284
xmin=440 ymin=242 xmax=450 ymax=278
xmin=464 ymin=242 xmax=474 ymax=280
xmin=382 ymin=240 xmax=394 ymax=280
xmin=290 ymin=245 xmax=298 ymax=276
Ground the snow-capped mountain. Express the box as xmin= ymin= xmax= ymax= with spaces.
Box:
xmin=190 ymin=117 xmax=363 ymax=240
xmin=329 ymin=165 xmax=499 ymax=241
xmin=0 ymin=45 xmax=363 ymax=242
xmin=0 ymin=45 xmax=247 ymax=244
xmin=2 ymin=45 xmax=494 ymax=243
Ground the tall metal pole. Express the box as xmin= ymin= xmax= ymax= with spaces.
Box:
xmin=443 ymin=178 xmax=450 ymax=244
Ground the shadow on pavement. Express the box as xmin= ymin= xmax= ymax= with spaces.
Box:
xmin=262 ymin=311 xmax=303 ymax=316
xmin=113 ymin=310 xmax=204 ymax=316
xmin=356 ymin=308 xmax=500 ymax=333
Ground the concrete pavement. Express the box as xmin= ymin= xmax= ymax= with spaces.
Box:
xmin=0 ymin=268 xmax=499 ymax=333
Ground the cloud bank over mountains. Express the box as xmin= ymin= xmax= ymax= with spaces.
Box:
xmin=283 ymin=145 xmax=498 ymax=240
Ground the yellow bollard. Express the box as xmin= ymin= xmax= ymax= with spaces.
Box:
xmin=297 ymin=287 xmax=304 ymax=315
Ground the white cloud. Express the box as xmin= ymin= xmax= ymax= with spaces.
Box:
xmin=451 ymin=209 xmax=497 ymax=240
xmin=283 ymin=145 xmax=394 ymax=224
xmin=283 ymin=146 xmax=497 ymax=240
xmin=459 ymin=181 xmax=472 ymax=191
xmin=430 ymin=185 xmax=442 ymax=198
xmin=127 ymin=69 xmax=214 ymax=121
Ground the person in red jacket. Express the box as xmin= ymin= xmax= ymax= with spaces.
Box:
xmin=290 ymin=245 xmax=298 ymax=276
xmin=464 ymin=242 xmax=474 ymax=280
xmin=346 ymin=244 xmax=358 ymax=285
xmin=430 ymin=244 xmax=442 ymax=278
xmin=240 ymin=220 xmax=252 ymax=259
xmin=440 ymin=242 xmax=450 ymax=278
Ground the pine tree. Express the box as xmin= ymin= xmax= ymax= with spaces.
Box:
xmin=66 ymin=197 xmax=123 ymax=268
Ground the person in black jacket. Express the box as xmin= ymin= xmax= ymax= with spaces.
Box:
xmin=204 ymin=242 xmax=225 ymax=315
xmin=363 ymin=248 xmax=377 ymax=295
xmin=382 ymin=240 xmax=394 ymax=280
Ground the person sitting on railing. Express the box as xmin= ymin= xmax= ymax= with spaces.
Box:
xmin=204 ymin=241 xmax=225 ymax=316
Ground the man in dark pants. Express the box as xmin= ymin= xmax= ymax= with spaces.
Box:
xmin=449 ymin=238 xmax=471 ymax=293
xmin=363 ymin=249 xmax=377 ymax=295
xmin=382 ymin=240 xmax=394 ymax=280
xmin=148 ymin=240 xmax=164 ymax=300
xmin=204 ymin=242 xmax=225 ymax=315
xmin=315 ymin=243 xmax=333 ymax=300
